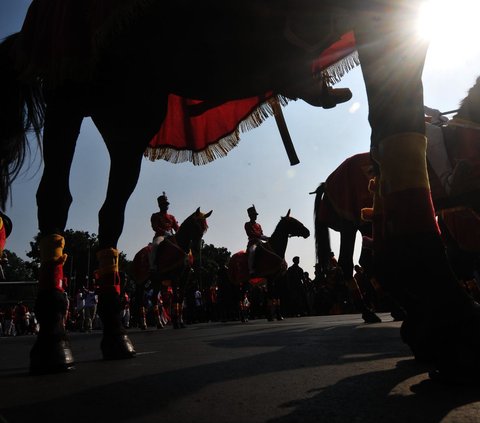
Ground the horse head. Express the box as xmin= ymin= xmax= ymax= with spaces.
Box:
xmin=178 ymin=207 xmax=213 ymax=247
xmin=280 ymin=209 xmax=310 ymax=239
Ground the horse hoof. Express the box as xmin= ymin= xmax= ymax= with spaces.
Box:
xmin=30 ymin=338 xmax=75 ymax=375
xmin=362 ymin=310 xmax=382 ymax=324
xmin=101 ymin=334 xmax=136 ymax=360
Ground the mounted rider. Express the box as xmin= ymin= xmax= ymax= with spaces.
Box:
xmin=244 ymin=205 xmax=269 ymax=276
xmin=149 ymin=192 xmax=180 ymax=273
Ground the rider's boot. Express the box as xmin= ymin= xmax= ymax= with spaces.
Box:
xmin=284 ymin=79 xmax=353 ymax=109
xmin=30 ymin=234 xmax=75 ymax=375
xmin=95 ymin=248 xmax=136 ymax=360
xmin=373 ymin=133 xmax=480 ymax=383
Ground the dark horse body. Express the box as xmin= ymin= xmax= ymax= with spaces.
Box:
xmin=2 ymin=0 xmax=479 ymax=382
xmin=228 ymin=210 xmax=310 ymax=321
xmin=130 ymin=208 xmax=212 ymax=329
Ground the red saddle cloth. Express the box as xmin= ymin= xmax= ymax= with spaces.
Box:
xmin=319 ymin=153 xmax=374 ymax=228
xmin=148 ymin=32 xmax=357 ymax=165
xmin=228 ymin=246 xmax=286 ymax=286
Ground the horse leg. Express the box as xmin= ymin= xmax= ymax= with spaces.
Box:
xmin=30 ymin=93 xmax=83 ymax=374
xmin=171 ymin=286 xmax=186 ymax=329
xmin=136 ymin=283 xmax=148 ymax=330
xmin=152 ymin=287 xmax=164 ymax=329
xmin=354 ymin=5 xmax=480 ymax=381
xmin=90 ymin=112 xmax=161 ymax=358
xmin=339 ymin=228 xmax=381 ymax=323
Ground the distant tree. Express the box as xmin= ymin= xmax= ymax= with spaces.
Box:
xmin=195 ymin=243 xmax=231 ymax=288
xmin=1 ymin=250 xmax=36 ymax=281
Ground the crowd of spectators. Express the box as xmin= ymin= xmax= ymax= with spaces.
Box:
xmin=7 ymin=253 xmax=462 ymax=334
xmin=0 ymin=301 xmax=38 ymax=336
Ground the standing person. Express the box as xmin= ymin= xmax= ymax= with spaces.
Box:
xmin=75 ymin=289 xmax=85 ymax=332
xmin=244 ymin=205 xmax=268 ymax=276
xmin=287 ymin=256 xmax=307 ymax=317
xmin=84 ymin=286 xmax=98 ymax=332
xmin=149 ymin=192 xmax=180 ymax=273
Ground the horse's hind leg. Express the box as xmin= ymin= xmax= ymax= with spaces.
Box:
xmin=354 ymin=6 xmax=480 ymax=382
xmin=30 ymin=95 xmax=82 ymax=374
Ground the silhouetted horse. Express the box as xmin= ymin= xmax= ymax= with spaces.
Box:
xmin=314 ymin=77 xmax=480 ymax=280
xmin=131 ymin=207 xmax=212 ymax=329
xmin=0 ymin=1 xmax=478 ymax=382
xmin=228 ymin=210 xmax=310 ymax=321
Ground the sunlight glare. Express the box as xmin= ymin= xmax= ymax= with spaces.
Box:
xmin=417 ymin=0 xmax=480 ymax=68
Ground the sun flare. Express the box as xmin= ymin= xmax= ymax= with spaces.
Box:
xmin=417 ymin=0 xmax=480 ymax=69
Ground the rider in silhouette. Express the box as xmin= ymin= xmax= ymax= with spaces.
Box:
xmin=149 ymin=192 xmax=179 ymax=273
xmin=244 ymin=205 xmax=268 ymax=276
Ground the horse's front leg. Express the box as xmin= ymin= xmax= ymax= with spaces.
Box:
xmin=353 ymin=5 xmax=480 ymax=382
xmin=89 ymin=113 xmax=159 ymax=359
xmin=30 ymin=93 xmax=83 ymax=375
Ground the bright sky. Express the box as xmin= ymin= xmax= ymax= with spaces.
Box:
xmin=1 ymin=0 xmax=480 ymax=278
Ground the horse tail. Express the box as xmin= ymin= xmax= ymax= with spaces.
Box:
xmin=312 ymin=182 xmax=332 ymax=273
xmin=0 ymin=33 xmax=45 ymax=211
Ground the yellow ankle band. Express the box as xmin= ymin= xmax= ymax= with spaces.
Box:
xmin=96 ymin=248 xmax=119 ymax=275
xmin=374 ymin=133 xmax=430 ymax=194
xmin=39 ymin=234 xmax=67 ymax=263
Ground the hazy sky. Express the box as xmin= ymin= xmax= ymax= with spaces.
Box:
xmin=2 ymin=0 xmax=480 ymax=278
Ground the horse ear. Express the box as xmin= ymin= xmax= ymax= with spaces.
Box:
xmin=286 ymin=209 xmax=291 ymax=217
xmin=195 ymin=207 xmax=201 ymax=215
xmin=204 ymin=210 xmax=213 ymax=218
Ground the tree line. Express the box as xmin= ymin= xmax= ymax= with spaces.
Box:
xmin=1 ymin=230 xmax=232 ymax=293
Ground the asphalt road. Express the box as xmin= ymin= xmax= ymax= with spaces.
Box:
xmin=1 ymin=313 xmax=480 ymax=423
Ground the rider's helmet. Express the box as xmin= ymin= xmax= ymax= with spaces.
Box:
xmin=247 ymin=205 xmax=258 ymax=219
xmin=157 ymin=192 xmax=170 ymax=208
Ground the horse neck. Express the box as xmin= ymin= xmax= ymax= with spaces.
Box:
xmin=174 ymin=222 xmax=197 ymax=253
xmin=267 ymin=221 xmax=289 ymax=258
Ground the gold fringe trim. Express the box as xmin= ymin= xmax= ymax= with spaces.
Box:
xmin=319 ymin=51 xmax=360 ymax=85
xmin=144 ymin=95 xmax=291 ymax=166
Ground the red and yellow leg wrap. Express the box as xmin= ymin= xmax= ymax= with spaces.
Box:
xmin=94 ymin=248 xmax=121 ymax=294
xmin=373 ymin=133 xmax=439 ymax=237
xmin=38 ymin=234 xmax=68 ymax=291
